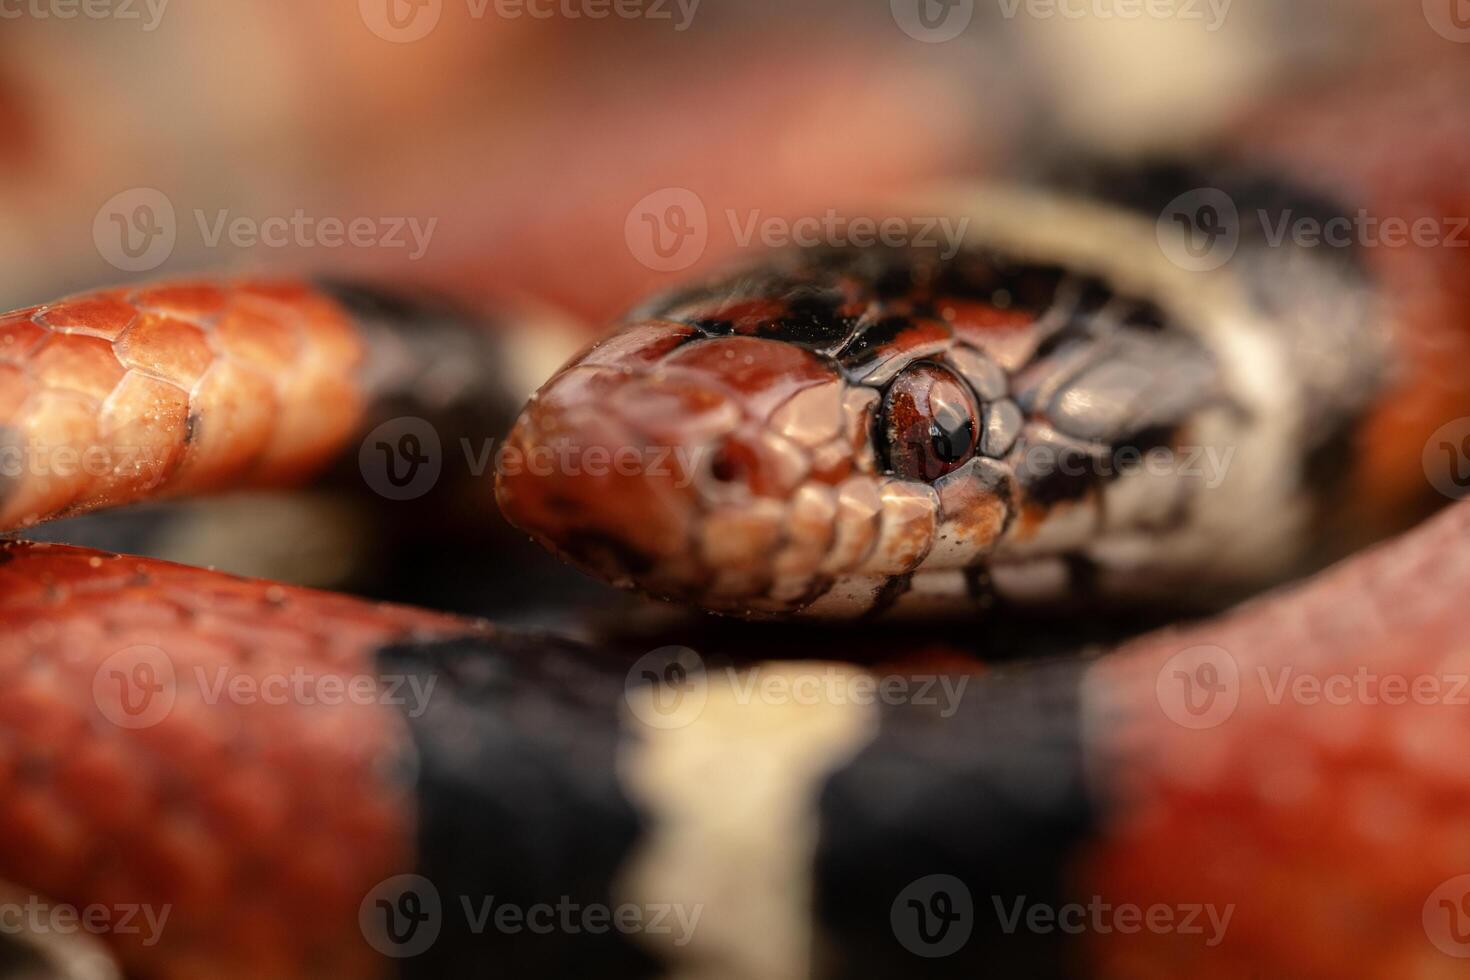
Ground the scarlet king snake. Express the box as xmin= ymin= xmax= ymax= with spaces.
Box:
xmin=1 ymin=58 xmax=1470 ymax=980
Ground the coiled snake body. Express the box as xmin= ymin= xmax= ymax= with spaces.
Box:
xmin=2 ymin=63 xmax=1470 ymax=980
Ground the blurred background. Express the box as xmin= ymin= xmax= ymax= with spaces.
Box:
xmin=0 ymin=0 xmax=1432 ymax=320
xmin=0 ymin=0 xmax=1458 ymax=633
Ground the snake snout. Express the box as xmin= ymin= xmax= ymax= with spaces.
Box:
xmin=494 ymin=356 xmax=706 ymax=593
xmin=495 ymin=321 xmax=884 ymax=612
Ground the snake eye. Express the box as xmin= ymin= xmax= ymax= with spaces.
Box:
xmin=880 ymin=363 xmax=980 ymax=481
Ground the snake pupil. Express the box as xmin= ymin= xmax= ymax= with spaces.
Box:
xmin=881 ymin=362 xmax=981 ymax=482
xmin=930 ymin=413 xmax=973 ymax=464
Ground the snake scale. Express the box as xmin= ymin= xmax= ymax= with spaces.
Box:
xmin=0 ymin=44 xmax=1469 ymax=980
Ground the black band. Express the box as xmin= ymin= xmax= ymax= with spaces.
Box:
xmin=813 ymin=656 xmax=1098 ymax=979
xmin=374 ymin=631 xmax=657 ymax=979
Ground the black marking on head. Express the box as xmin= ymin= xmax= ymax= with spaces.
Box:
xmin=183 ymin=412 xmax=200 ymax=445
xmin=759 ymin=310 xmax=856 ymax=351
xmin=812 ymin=656 xmax=1098 ymax=978
xmin=836 ymin=315 xmax=916 ymax=374
xmin=374 ymin=631 xmax=658 ymax=979
xmin=690 ymin=318 xmax=735 ymax=336
xmin=643 ymin=265 xmax=858 ymax=353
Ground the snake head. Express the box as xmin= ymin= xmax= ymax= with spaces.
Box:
xmin=496 ymin=245 xmax=1214 ymax=616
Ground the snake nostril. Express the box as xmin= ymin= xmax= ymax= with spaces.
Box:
xmin=709 ymin=440 xmax=749 ymax=484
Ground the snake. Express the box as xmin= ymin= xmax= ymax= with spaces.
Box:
xmin=1 ymin=49 xmax=1469 ymax=980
